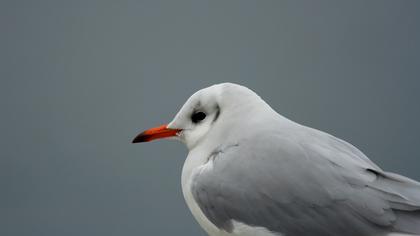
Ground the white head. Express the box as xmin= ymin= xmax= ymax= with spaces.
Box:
xmin=132 ymin=83 xmax=273 ymax=150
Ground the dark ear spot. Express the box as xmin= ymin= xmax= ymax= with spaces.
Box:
xmin=213 ymin=105 xmax=220 ymax=122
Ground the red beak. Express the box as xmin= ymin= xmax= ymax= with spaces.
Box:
xmin=132 ymin=124 xmax=181 ymax=143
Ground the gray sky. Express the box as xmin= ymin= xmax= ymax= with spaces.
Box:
xmin=1 ymin=1 xmax=420 ymax=235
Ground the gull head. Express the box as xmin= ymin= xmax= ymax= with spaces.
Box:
xmin=132 ymin=83 xmax=271 ymax=150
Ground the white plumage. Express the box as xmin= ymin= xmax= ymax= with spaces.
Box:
xmin=134 ymin=83 xmax=420 ymax=236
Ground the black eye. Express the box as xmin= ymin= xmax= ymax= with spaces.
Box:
xmin=191 ymin=111 xmax=206 ymax=123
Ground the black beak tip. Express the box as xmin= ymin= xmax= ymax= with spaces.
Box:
xmin=132 ymin=133 xmax=148 ymax=143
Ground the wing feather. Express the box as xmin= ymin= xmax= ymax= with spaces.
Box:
xmin=191 ymin=128 xmax=420 ymax=236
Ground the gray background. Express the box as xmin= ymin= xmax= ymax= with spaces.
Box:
xmin=1 ymin=1 xmax=420 ymax=235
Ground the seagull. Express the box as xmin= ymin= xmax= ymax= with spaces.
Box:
xmin=132 ymin=83 xmax=420 ymax=236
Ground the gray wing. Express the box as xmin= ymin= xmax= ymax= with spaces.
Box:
xmin=191 ymin=130 xmax=420 ymax=236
